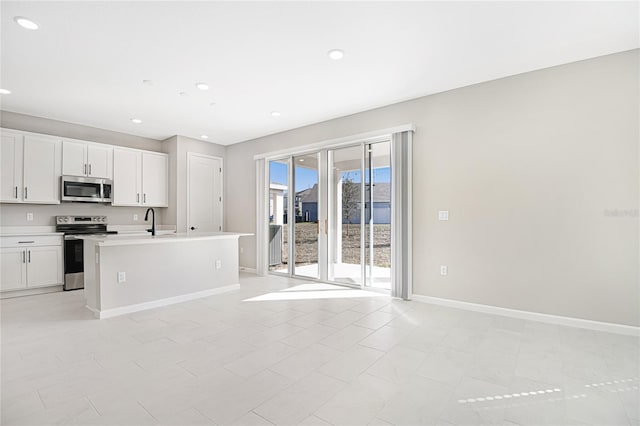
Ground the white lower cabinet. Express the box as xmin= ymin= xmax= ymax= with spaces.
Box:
xmin=0 ymin=236 xmax=63 ymax=292
xmin=0 ymin=248 xmax=27 ymax=291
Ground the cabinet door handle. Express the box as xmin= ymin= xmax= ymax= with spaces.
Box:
xmin=84 ymin=164 xmax=87 ymax=175
xmin=14 ymin=186 xmax=18 ymax=198
xmin=28 ymin=250 xmax=31 ymax=263
xmin=24 ymin=187 xmax=27 ymax=199
xmin=137 ymin=193 xmax=140 ymax=203
xmin=18 ymin=241 xmax=35 ymax=244
xmin=143 ymin=193 xmax=146 ymax=203
xmin=89 ymin=164 xmax=92 ymax=175
xmin=22 ymin=251 xmax=26 ymax=263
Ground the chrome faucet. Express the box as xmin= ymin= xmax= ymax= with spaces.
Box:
xmin=144 ymin=208 xmax=156 ymax=236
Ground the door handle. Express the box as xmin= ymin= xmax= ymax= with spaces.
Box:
xmin=136 ymin=193 xmax=140 ymax=203
xmin=27 ymin=250 xmax=31 ymax=263
xmin=14 ymin=186 xmax=18 ymax=198
xmin=22 ymin=250 xmax=26 ymax=263
xmin=84 ymin=164 xmax=87 ymax=175
xmin=143 ymin=193 xmax=146 ymax=203
xmin=190 ymin=226 xmax=197 ymax=231
xmin=24 ymin=187 xmax=27 ymax=199
xmin=89 ymin=164 xmax=92 ymax=175
xmin=325 ymin=219 xmax=328 ymax=235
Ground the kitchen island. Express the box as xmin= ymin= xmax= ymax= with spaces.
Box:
xmin=81 ymin=232 xmax=249 ymax=318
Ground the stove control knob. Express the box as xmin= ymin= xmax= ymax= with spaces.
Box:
xmin=63 ymin=217 xmax=69 ymax=222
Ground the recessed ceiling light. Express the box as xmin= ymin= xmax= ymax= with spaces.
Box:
xmin=14 ymin=16 xmax=39 ymax=30
xmin=0 ymin=89 xmax=11 ymax=95
xmin=142 ymin=80 xmax=154 ymax=86
xmin=299 ymin=159 xmax=305 ymax=162
xmin=130 ymin=118 xmax=142 ymax=124
xmin=271 ymin=111 xmax=281 ymax=117
xmin=200 ymin=135 xmax=208 ymax=139
xmin=327 ymin=49 xmax=344 ymax=60
xmin=195 ymin=82 xmax=209 ymax=91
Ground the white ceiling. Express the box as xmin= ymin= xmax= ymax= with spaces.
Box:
xmin=1 ymin=1 xmax=638 ymax=145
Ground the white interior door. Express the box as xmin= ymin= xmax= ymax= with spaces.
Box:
xmin=187 ymin=153 xmax=223 ymax=233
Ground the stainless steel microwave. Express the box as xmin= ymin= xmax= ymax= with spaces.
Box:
xmin=60 ymin=176 xmax=113 ymax=203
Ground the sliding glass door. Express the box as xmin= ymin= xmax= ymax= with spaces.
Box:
xmin=293 ymin=152 xmax=320 ymax=279
xmin=364 ymin=141 xmax=391 ymax=290
xmin=327 ymin=142 xmax=391 ymax=289
xmin=266 ymin=139 xmax=392 ymax=292
xmin=327 ymin=145 xmax=363 ymax=285
xmin=268 ymin=158 xmax=289 ymax=274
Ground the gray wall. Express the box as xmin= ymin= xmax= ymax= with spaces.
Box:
xmin=0 ymin=111 xmax=165 ymax=226
xmin=225 ymin=50 xmax=639 ymax=326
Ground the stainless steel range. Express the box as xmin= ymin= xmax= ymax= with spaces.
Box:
xmin=56 ymin=216 xmax=117 ymax=290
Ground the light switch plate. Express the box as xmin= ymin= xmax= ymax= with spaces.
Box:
xmin=133 ymin=214 xmax=138 ymax=221
xmin=118 ymin=272 xmax=126 ymax=283
xmin=26 ymin=212 xmax=34 ymax=221
xmin=438 ymin=211 xmax=449 ymax=221
xmin=440 ymin=265 xmax=448 ymax=276
xmin=215 ymin=260 xmax=222 ymax=269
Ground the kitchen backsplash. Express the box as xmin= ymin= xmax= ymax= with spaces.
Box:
xmin=0 ymin=203 xmax=170 ymax=226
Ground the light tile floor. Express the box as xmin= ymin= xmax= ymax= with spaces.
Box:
xmin=1 ymin=273 xmax=638 ymax=425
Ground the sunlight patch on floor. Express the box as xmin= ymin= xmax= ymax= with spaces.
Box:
xmin=243 ymin=283 xmax=387 ymax=302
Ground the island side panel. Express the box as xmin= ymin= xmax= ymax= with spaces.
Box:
xmin=82 ymin=239 xmax=101 ymax=313
xmin=97 ymin=237 xmax=239 ymax=310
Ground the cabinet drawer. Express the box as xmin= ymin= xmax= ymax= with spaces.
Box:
xmin=0 ymin=235 xmax=63 ymax=248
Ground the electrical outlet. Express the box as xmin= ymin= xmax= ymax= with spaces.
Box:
xmin=440 ymin=265 xmax=448 ymax=276
xmin=438 ymin=211 xmax=449 ymax=221
xmin=133 ymin=214 xmax=138 ymax=221
xmin=118 ymin=272 xmax=126 ymax=283
xmin=215 ymin=260 xmax=222 ymax=269
xmin=26 ymin=212 xmax=34 ymax=221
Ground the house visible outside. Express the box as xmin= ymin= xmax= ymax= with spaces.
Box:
xmin=295 ymin=183 xmax=391 ymax=224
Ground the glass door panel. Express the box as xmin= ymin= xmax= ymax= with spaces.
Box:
xmin=293 ymin=153 xmax=320 ymax=279
xmin=364 ymin=141 xmax=392 ymax=289
xmin=327 ymin=145 xmax=363 ymax=286
xmin=268 ymin=159 xmax=289 ymax=274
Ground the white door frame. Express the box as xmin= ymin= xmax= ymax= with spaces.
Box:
xmin=186 ymin=152 xmax=224 ymax=233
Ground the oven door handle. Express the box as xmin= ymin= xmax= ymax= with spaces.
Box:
xmin=64 ymin=235 xmax=81 ymax=240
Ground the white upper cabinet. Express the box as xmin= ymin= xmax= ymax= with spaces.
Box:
xmin=0 ymin=130 xmax=23 ymax=202
xmin=112 ymin=148 xmax=142 ymax=206
xmin=113 ymin=148 xmax=168 ymax=207
xmin=62 ymin=140 xmax=113 ymax=179
xmin=141 ymin=152 xmax=168 ymax=207
xmin=87 ymin=145 xmax=112 ymax=178
xmin=1 ymin=129 xmax=61 ymax=205
xmin=23 ymin=134 xmax=62 ymax=204
xmin=62 ymin=140 xmax=86 ymax=176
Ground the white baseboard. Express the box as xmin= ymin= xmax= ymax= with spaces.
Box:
xmin=0 ymin=285 xmax=63 ymax=299
xmin=411 ymin=294 xmax=639 ymax=337
xmin=239 ymin=267 xmax=257 ymax=274
xmin=87 ymin=284 xmax=241 ymax=319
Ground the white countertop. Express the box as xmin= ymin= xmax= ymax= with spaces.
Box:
xmin=0 ymin=226 xmax=64 ymax=237
xmin=80 ymin=232 xmax=252 ymax=247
